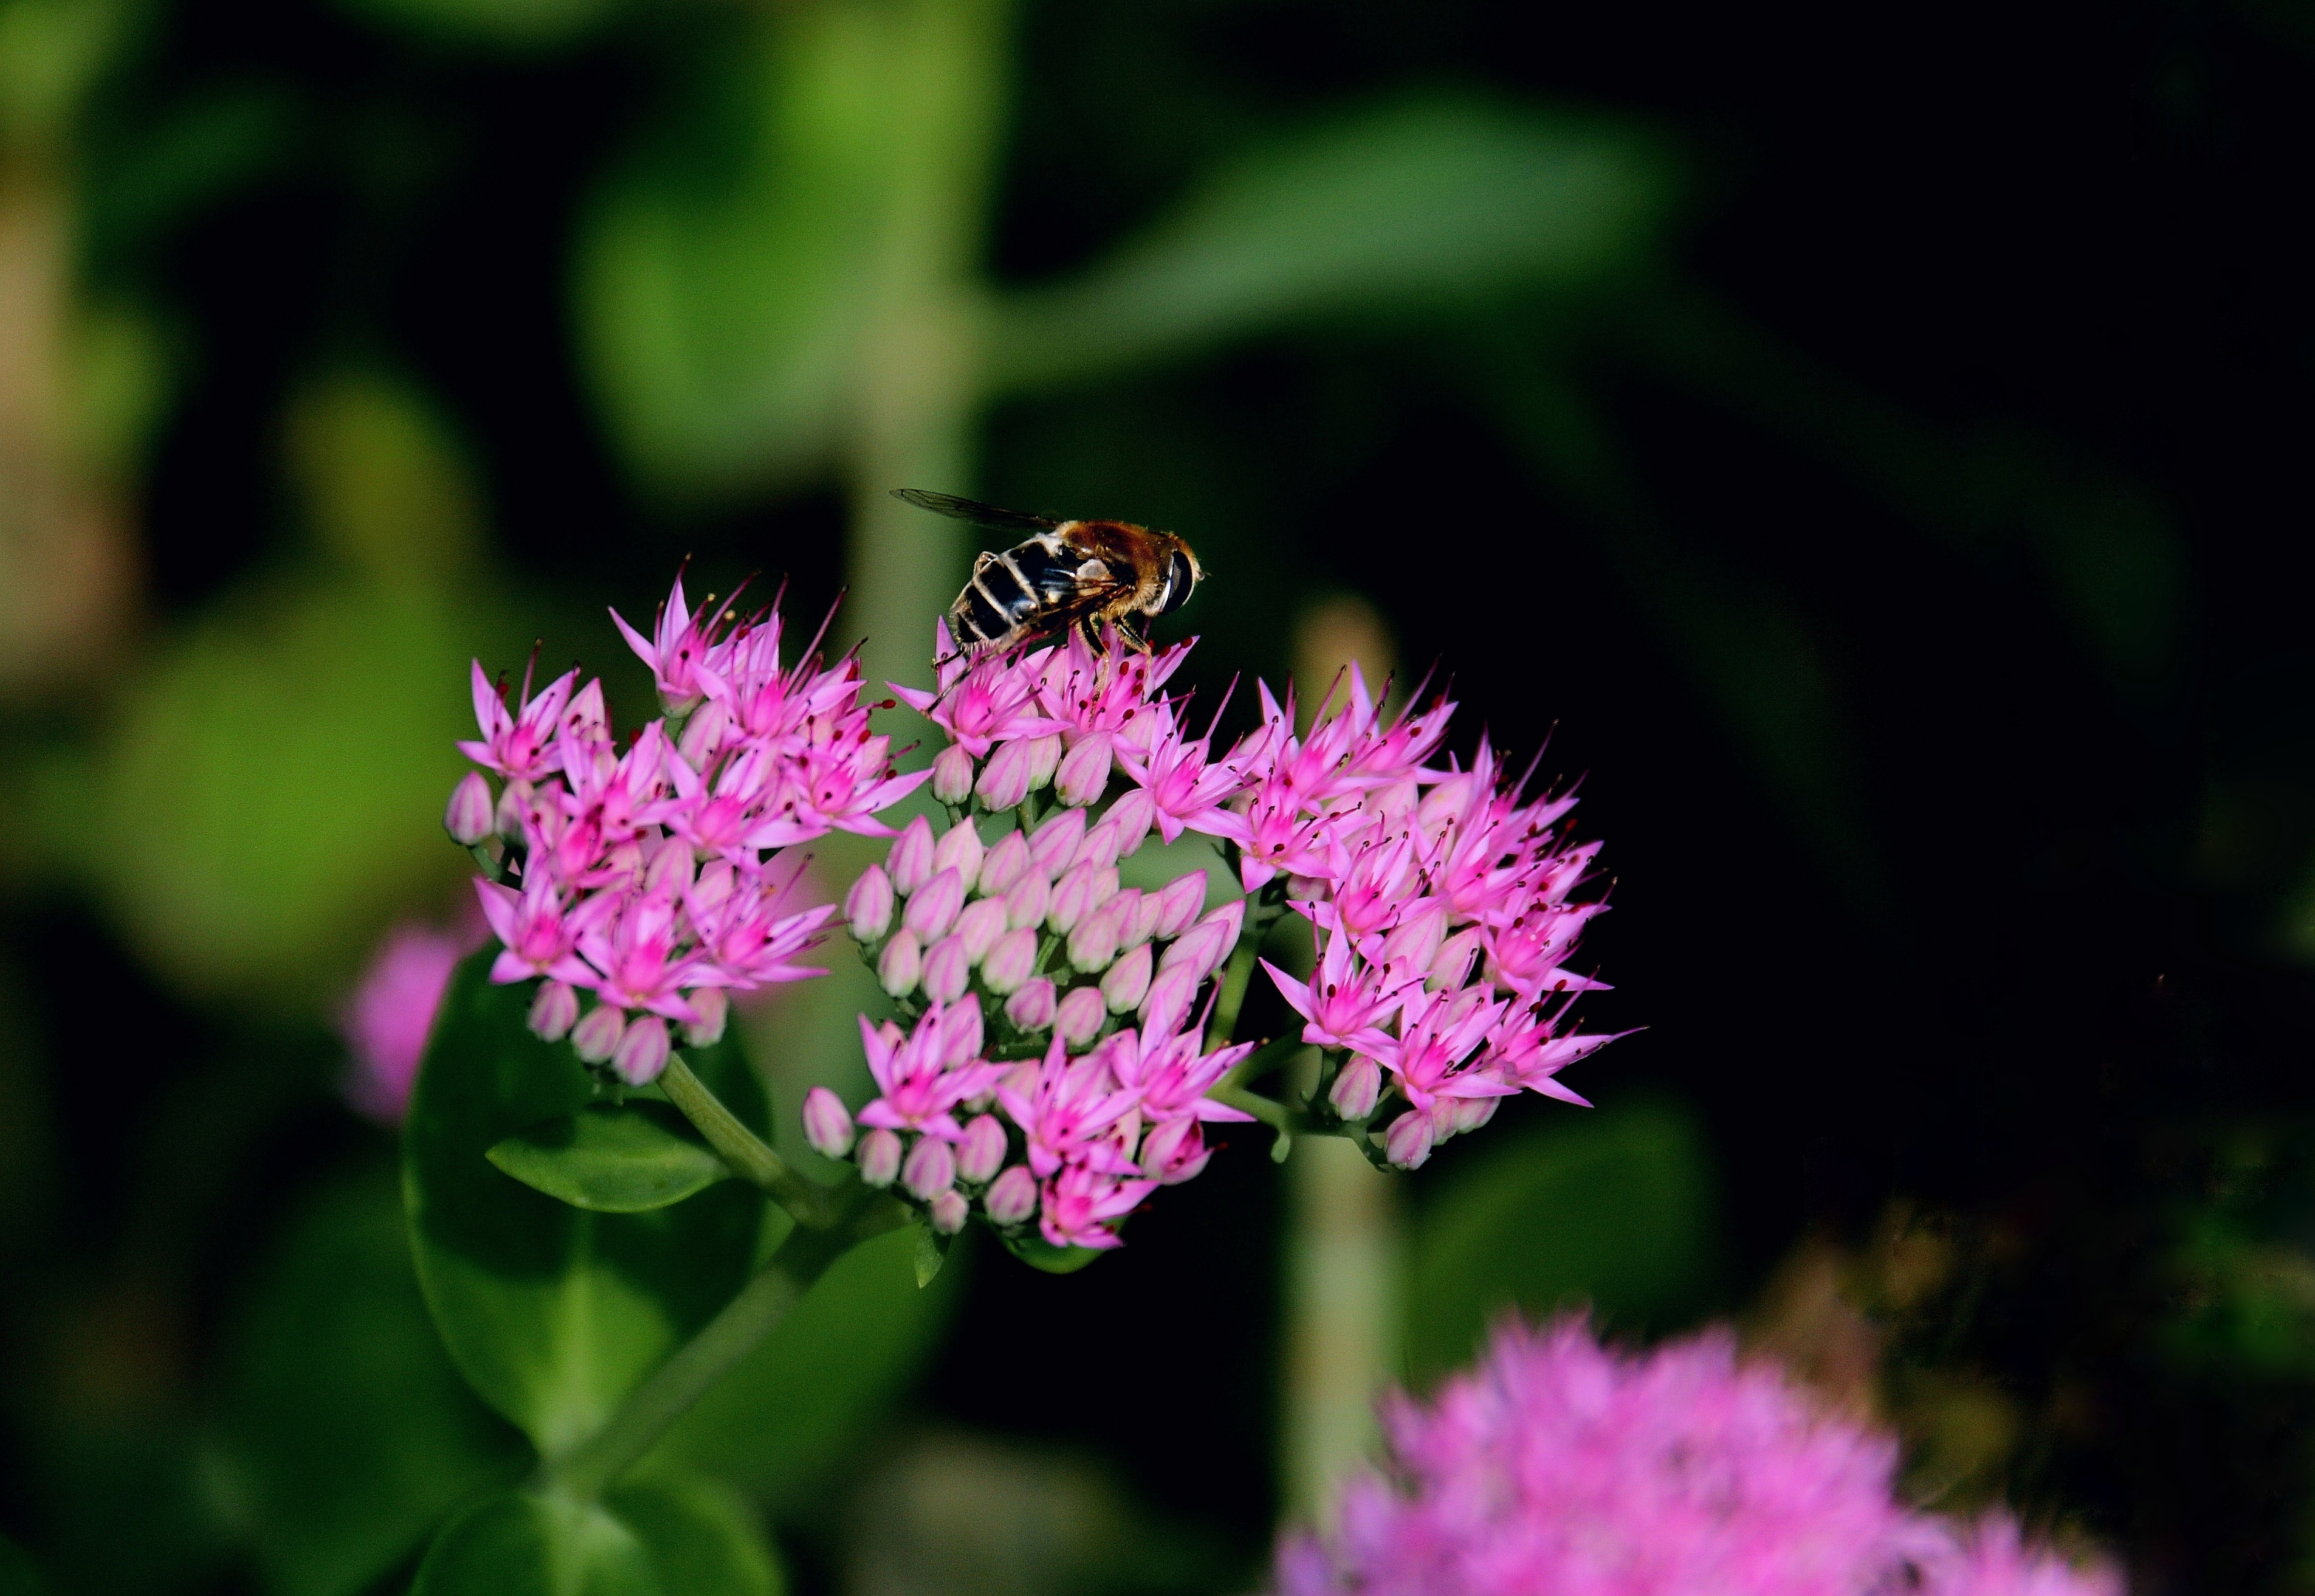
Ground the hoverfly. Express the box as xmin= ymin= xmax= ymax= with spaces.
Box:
xmin=892 ymin=488 xmax=1204 ymax=657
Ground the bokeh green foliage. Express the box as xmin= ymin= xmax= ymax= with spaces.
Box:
xmin=220 ymin=1166 xmax=526 ymax=1596
xmin=1405 ymin=1101 xmax=1721 ymax=1384
xmin=35 ymin=374 xmax=488 ymax=1004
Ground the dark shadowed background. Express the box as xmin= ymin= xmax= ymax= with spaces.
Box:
xmin=4 ymin=1 xmax=2314 ymax=1592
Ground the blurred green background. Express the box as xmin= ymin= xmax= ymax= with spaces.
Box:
xmin=4 ymin=0 xmax=2315 ymax=1591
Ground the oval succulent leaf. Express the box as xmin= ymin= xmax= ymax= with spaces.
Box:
xmin=486 ymin=1104 xmax=733 ymax=1214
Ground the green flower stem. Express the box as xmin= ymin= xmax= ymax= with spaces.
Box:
xmin=1209 ymin=1082 xmax=1297 ymax=1162
xmin=1221 ymin=1034 xmax=1309 ymax=1094
xmin=659 ymin=1053 xmax=839 ymax=1230
xmin=1206 ymin=938 xmax=1263 ymax=1051
xmin=534 ymin=1197 xmax=908 ymax=1501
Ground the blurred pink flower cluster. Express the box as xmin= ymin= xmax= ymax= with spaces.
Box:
xmin=1276 ymin=1317 xmax=2121 ymax=1596
xmin=447 ymin=576 xmax=927 ymax=1085
xmin=807 ymin=615 xmax=1615 ymax=1249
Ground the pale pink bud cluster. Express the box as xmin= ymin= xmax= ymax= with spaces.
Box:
xmin=448 ymin=573 xmax=928 ymax=1084
xmin=832 ymin=748 xmax=1247 ymax=1247
xmin=1275 ymin=1316 xmax=2121 ymax=1596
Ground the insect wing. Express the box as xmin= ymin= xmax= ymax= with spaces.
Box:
xmin=890 ymin=488 xmax=1062 ymax=533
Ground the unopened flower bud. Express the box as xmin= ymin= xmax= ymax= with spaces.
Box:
xmin=933 ymin=817 xmax=984 ymax=884
xmin=528 ymin=980 xmax=579 ymax=1042
xmin=1074 ymin=819 xmax=1122 ymax=873
xmin=977 ymin=927 xmax=1037 ymax=994
xmin=958 ymin=1114 xmax=1007 ymax=1183
xmin=1055 ymin=732 xmax=1112 ymax=807
xmin=845 ymin=864 xmax=896 ymax=942
xmin=682 ymin=986 xmax=729 ymax=1047
xmin=879 ymin=929 xmax=922 ymax=997
xmin=1329 ymin=1055 xmax=1382 ymax=1121
xmin=921 ymin=935 xmax=972 ymax=1004
xmin=677 ymin=699 xmax=728 ymax=768
xmin=692 ymin=859 xmax=737 ymax=915
xmin=978 ymin=831 xmax=1032 ymax=897
xmin=570 ymin=1002 xmax=626 ymax=1063
xmin=1138 ymin=963 xmax=1199 ymax=1037
xmin=928 ymin=1189 xmax=969 ymax=1235
xmin=1152 ymin=872 xmax=1208 ymax=938
xmin=986 ymin=1164 xmax=1038 ymax=1225
xmin=1444 ymin=1092 xmax=1499 ymax=1136
xmin=802 ymin=1087 xmax=856 ymax=1159
xmin=1055 ymin=984 xmax=1107 ymax=1046
xmin=1158 ymin=921 xmax=1223 ymax=982
xmin=1140 ymin=1116 xmax=1211 ymax=1184
xmin=935 ymin=995 xmax=985 ymax=1069
xmin=1047 ymin=862 xmax=1099 ymax=935
xmin=857 ymin=1128 xmax=903 ymax=1187
xmin=931 ymin=744 xmax=977 ymax=805
xmin=1002 ymin=867 xmax=1050 ymax=930
xmin=445 ymin=771 xmax=495 ymax=845
xmin=1198 ymin=899 xmax=1245 ymax=966
xmin=1068 ymin=896 xmax=1127 ymax=972
xmin=1106 ymin=788 xmax=1156 ymax=856
xmin=1027 ymin=808 xmax=1086 ymax=878
xmin=1024 ymin=734 xmax=1064 ymax=790
xmin=1384 ymin=1109 xmax=1436 ymax=1170
xmin=1006 ymin=977 xmax=1057 ymax=1031
xmin=952 ymin=897 xmax=1008 ymax=964
xmin=976 ymin=740 xmax=1035 ymax=811
xmin=643 ymin=836 xmax=693 ymax=896
xmin=902 ymin=1135 xmax=956 ymax=1201
xmin=887 ymin=815 xmax=937 ymax=896
xmin=612 ymin=1015 xmax=671 ymax=1085
xmin=1285 ymin=873 xmax=1329 ymax=903
xmin=494 ymin=778 xmax=533 ymax=842
xmin=1380 ymin=903 xmax=1448 ymax=978
xmin=903 ymin=867 xmax=965 ymax=942
xmin=1105 ymin=889 xmax=1148 ymax=949
xmin=1101 ymin=943 xmax=1153 ymax=1013
xmin=1430 ymin=927 xmax=1484 ymax=992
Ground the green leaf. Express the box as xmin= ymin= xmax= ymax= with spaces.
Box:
xmin=644 ymin=1224 xmax=961 ymax=1506
xmin=488 ymin=1105 xmax=733 ymax=1214
xmin=1405 ymin=1102 xmax=1720 ymax=1383
xmin=987 ymin=95 xmax=1677 ymax=396
xmin=405 ymin=955 xmax=774 ymax=1456
xmin=223 ymin=1163 xmax=525 ymax=1596
xmin=912 ymin=1221 xmax=949 ymax=1287
xmin=1000 ymin=1230 xmax=1105 ymax=1275
xmin=601 ymin=1476 xmax=781 ymax=1596
xmin=410 ymin=1475 xmax=781 ymax=1596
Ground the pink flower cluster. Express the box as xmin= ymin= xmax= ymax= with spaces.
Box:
xmin=1252 ymin=691 xmax=1618 ymax=1170
xmin=1276 ymin=1317 xmax=2121 ymax=1596
xmin=805 ymin=617 xmax=1615 ymax=1249
xmin=448 ymin=576 xmax=926 ymax=1085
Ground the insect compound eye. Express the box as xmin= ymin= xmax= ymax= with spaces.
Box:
xmin=1157 ymin=550 xmax=1196 ymax=614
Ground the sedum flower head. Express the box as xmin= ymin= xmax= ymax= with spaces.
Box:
xmin=814 ymin=620 xmax=1626 ymax=1249
xmin=447 ymin=573 xmax=929 ymax=1083
xmin=1275 ymin=1317 xmax=2120 ymax=1596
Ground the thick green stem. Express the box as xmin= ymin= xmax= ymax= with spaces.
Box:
xmin=1206 ymin=936 xmax=1263 ymax=1052
xmin=660 ymin=1054 xmax=839 ymax=1229
xmin=533 ymin=1200 xmax=907 ymax=1499
xmin=1210 ymin=1082 xmax=1295 ymax=1162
